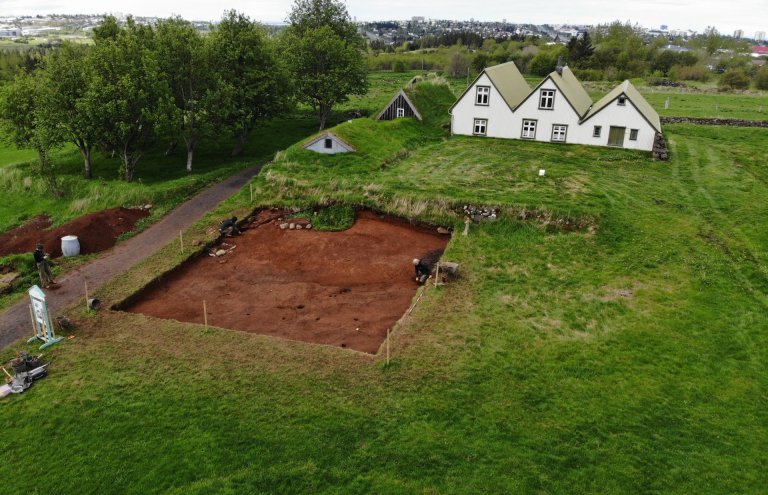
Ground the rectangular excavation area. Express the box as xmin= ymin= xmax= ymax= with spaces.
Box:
xmin=123 ymin=210 xmax=449 ymax=353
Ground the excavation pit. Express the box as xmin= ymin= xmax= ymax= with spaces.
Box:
xmin=122 ymin=210 xmax=449 ymax=353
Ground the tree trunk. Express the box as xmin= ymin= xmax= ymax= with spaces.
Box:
xmin=231 ymin=132 xmax=248 ymax=157
xmin=80 ymin=145 xmax=92 ymax=179
xmin=183 ymin=135 xmax=196 ymax=172
xmin=120 ymin=150 xmax=144 ymax=182
xmin=164 ymin=141 xmax=178 ymax=156
xmin=318 ymin=104 xmax=331 ymax=131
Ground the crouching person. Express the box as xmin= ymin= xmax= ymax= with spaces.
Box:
xmin=412 ymin=258 xmax=432 ymax=285
xmin=219 ymin=216 xmax=241 ymax=237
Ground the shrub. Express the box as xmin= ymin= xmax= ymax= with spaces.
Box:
xmin=671 ymin=64 xmax=711 ymax=82
xmin=719 ymin=68 xmax=751 ymax=90
xmin=755 ymin=67 xmax=768 ymax=90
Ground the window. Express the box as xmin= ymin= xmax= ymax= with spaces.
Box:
xmin=475 ymin=86 xmax=490 ymax=105
xmin=521 ymin=119 xmax=537 ymax=139
xmin=396 ymin=107 xmax=405 ymax=118
xmin=629 ymin=129 xmax=639 ymax=141
xmin=593 ymin=126 xmax=602 ymax=137
xmin=618 ymin=95 xmax=627 ymax=106
xmin=539 ymin=89 xmax=555 ymax=109
xmin=551 ymin=124 xmax=567 ymax=142
xmin=473 ymin=119 xmax=487 ymax=136
xmin=324 ymin=138 xmax=333 ymax=149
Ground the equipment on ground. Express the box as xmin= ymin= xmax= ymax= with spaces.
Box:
xmin=27 ymin=285 xmax=64 ymax=350
xmin=2 ymin=351 xmax=49 ymax=395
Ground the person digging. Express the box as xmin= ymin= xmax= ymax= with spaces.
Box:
xmin=219 ymin=216 xmax=241 ymax=237
xmin=33 ymin=243 xmax=56 ymax=288
xmin=413 ymin=258 xmax=432 ymax=285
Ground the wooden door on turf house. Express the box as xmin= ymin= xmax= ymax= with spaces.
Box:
xmin=608 ymin=126 xmax=625 ymax=147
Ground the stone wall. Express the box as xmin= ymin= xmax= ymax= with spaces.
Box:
xmin=661 ymin=117 xmax=768 ymax=127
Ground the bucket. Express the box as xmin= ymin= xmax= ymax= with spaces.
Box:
xmin=87 ymin=298 xmax=101 ymax=310
xmin=61 ymin=235 xmax=80 ymax=257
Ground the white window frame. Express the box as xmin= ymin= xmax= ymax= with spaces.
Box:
xmin=593 ymin=126 xmax=602 ymax=138
xmin=475 ymin=86 xmax=490 ymax=105
xmin=521 ymin=119 xmax=537 ymax=139
xmin=324 ymin=138 xmax=333 ymax=149
xmin=629 ymin=129 xmax=639 ymax=141
xmin=539 ymin=89 xmax=555 ymax=110
xmin=396 ymin=107 xmax=405 ymax=118
xmin=473 ymin=118 xmax=488 ymax=136
xmin=551 ymin=124 xmax=567 ymax=142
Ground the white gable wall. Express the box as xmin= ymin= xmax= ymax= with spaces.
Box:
xmin=450 ymin=73 xmax=516 ymax=138
xmin=304 ymin=136 xmax=352 ymax=154
xmin=510 ymin=79 xmax=583 ymax=143
xmin=573 ymin=99 xmax=657 ymax=151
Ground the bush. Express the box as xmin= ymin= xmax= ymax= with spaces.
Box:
xmin=392 ymin=60 xmax=406 ymax=72
xmin=720 ymin=68 xmax=751 ymax=90
xmin=671 ymin=64 xmax=711 ymax=82
xmin=755 ymin=67 xmax=768 ymax=90
xmin=572 ymin=68 xmax=604 ymax=81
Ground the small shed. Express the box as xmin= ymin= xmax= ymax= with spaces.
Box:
xmin=302 ymin=131 xmax=356 ymax=154
xmin=376 ymin=89 xmax=422 ymax=121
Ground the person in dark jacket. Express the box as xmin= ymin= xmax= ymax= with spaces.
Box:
xmin=219 ymin=216 xmax=240 ymax=236
xmin=33 ymin=243 xmax=55 ymax=288
xmin=412 ymin=258 xmax=431 ymax=284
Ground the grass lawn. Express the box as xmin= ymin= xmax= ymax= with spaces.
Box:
xmin=1 ymin=78 xmax=768 ymax=493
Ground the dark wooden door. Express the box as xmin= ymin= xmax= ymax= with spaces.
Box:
xmin=608 ymin=126 xmax=625 ymax=147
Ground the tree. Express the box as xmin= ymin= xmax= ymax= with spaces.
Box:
xmin=0 ymin=72 xmax=64 ymax=195
xmin=82 ymin=19 xmax=174 ymax=181
xmin=92 ymin=15 xmax=120 ymax=42
xmin=283 ymin=0 xmax=367 ymax=130
xmin=41 ymin=42 xmax=98 ymax=179
xmin=155 ymin=17 xmax=216 ymax=171
xmin=567 ymin=33 xmax=594 ymax=66
xmin=210 ymin=11 xmax=291 ymax=156
xmin=755 ymin=66 xmax=768 ymax=90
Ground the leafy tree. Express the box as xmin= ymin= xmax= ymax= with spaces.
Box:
xmin=567 ymin=32 xmax=594 ymax=66
xmin=0 ymin=72 xmax=64 ymax=195
xmin=41 ymin=42 xmax=98 ymax=179
xmin=472 ymin=52 xmax=490 ymax=73
xmin=155 ymin=17 xmax=216 ymax=171
xmin=83 ymin=20 xmax=174 ymax=181
xmin=92 ymin=15 xmax=121 ymax=42
xmin=529 ymin=46 xmax=566 ymax=76
xmin=283 ymin=0 xmax=367 ymax=130
xmin=210 ymin=11 xmax=291 ymax=155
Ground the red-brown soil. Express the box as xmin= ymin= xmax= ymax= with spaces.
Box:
xmin=0 ymin=207 xmax=149 ymax=258
xmin=124 ymin=210 xmax=449 ymax=353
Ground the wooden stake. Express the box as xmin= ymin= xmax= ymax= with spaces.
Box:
xmin=203 ymin=300 xmax=208 ymax=330
xmin=84 ymin=280 xmax=89 ymax=312
xmin=386 ymin=328 xmax=390 ymax=365
xmin=179 ymin=231 xmax=184 ymax=253
xmin=1 ymin=366 xmax=12 ymax=380
xmin=434 ymin=262 xmax=440 ymax=288
xmin=462 ymin=217 xmax=470 ymax=236
xmin=249 ymin=183 xmax=253 ymax=202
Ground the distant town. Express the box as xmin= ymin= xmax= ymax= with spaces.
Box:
xmin=1 ymin=13 xmax=766 ymax=46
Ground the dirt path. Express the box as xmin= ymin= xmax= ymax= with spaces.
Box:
xmin=0 ymin=164 xmax=264 ymax=350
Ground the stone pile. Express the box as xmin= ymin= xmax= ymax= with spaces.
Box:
xmin=278 ymin=218 xmax=313 ymax=231
xmin=661 ymin=117 xmax=768 ymax=128
xmin=652 ymin=132 xmax=669 ymax=161
xmin=460 ymin=205 xmax=499 ymax=222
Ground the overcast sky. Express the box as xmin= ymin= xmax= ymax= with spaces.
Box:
xmin=3 ymin=0 xmax=767 ymax=36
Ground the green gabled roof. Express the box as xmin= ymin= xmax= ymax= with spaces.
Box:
xmin=548 ymin=66 xmax=592 ymax=117
xmin=580 ymin=80 xmax=661 ymax=132
xmin=484 ymin=61 xmax=531 ymax=110
xmin=449 ymin=61 xmax=530 ymax=112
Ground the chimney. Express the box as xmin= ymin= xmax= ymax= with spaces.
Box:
xmin=555 ymin=55 xmax=564 ymax=75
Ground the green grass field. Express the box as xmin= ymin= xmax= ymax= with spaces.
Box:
xmin=1 ymin=76 xmax=767 ymax=494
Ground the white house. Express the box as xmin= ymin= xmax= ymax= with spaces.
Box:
xmin=450 ymin=61 xmax=661 ymax=152
xmin=302 ymin=131 xmax=356 ymax=154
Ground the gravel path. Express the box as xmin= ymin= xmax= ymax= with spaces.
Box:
xmin=0 ymin=164 xmax=264 ymax=350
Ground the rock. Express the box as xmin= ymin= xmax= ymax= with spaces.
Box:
xmin=279 ymin=223 xmax=289 ymax=230
xmin=144 ymin=204 xmax=153 ymax=210
xmin=0 ymin=272 xmax=20 ymax=285
xmin=215 ymin=249 xmax=227 ymax=257
xmin=191 ymin=240 xmax=201 ymax=247
xmin=295 ymin=224 xmax=303 ymax=230
xmin=289 ymin=223 xmax=295 ymax=230
xmin=437 ymin=227 xmax=450 ymax=235
xmin=306 ymin=224 xmax=312 ymax=229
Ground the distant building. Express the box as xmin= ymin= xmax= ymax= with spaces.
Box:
xmin=660 ymin=24 xmax=668 ymax=30
xmin=663 ymin=44 xmax=691 ymax=53
xmin=411 ymin=16 xmax=425 ymax=23
xmin=0 ymin=25 xmax=21 ymax=37
xmin=302 ymin=131 xmax=355 ymax=155
xmin=751 ymin=46 xmax=768 ymax=58
xmin=756 ymin=31 xmax=766 ymax=41
xmin=734 ymin=29 xmax=744 ymax=39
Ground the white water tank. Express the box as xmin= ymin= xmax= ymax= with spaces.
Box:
xmin=61 ymin=235 xmax=80 ymax=257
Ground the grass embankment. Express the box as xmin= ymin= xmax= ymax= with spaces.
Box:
xmin=2 ymin=78 xmax=768 ymax=493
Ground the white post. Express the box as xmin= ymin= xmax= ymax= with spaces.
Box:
xmin=203 ymin=300 xmax=208 ymax=330
xmin=179 ymin=231 xmax=184 ymax=253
